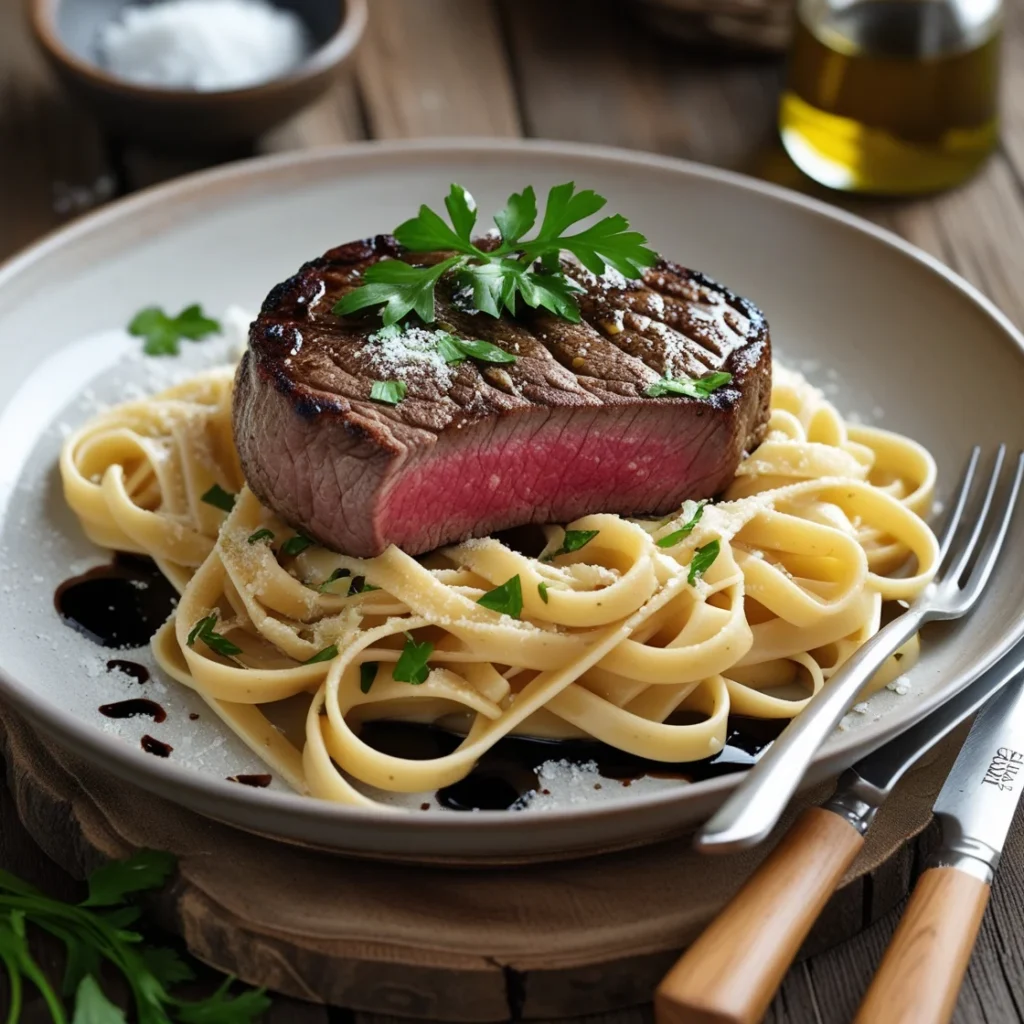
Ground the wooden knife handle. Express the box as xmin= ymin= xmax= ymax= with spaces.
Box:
xmin=654 ymin=806 xmax=864 ymax=1024
xmin=853 ymin=866 xmax=990 ymax=1024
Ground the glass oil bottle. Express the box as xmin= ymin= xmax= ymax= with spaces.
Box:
xmin=780 ymin=0 xmax=1002 ymax=194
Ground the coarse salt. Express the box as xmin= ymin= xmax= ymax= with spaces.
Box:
xmin=99 ymin=0 xmax=311 ymax=92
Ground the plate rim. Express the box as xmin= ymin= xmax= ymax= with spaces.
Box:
xmin=2 ymin=135 xmax=1023 ymax=839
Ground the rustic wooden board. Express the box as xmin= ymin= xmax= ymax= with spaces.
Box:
xmin=0 ymin=702 xmax=960 ymax=1021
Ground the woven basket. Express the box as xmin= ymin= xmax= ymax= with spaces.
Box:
xmin=632 ymin=0 xmax=795 ymax=52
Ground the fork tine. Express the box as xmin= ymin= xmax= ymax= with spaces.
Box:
xmin=936 ymin=445 xmax=981 ymax=567
xmin=941 ymin=445 xmax=1006 ymax=584
xmin=957 ymin=451 xmax=1024 ymax=609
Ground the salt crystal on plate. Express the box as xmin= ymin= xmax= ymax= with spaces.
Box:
xmin=99 ymin=0 xmax=311 ymax=92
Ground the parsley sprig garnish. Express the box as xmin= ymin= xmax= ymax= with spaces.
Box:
xmin=128 ymin=304 xmax=221 ymax=357
xmin=0 ymin=851 xmax=268 ymax=1023
xmin=334 ymin=182 xmax=658 ymax=327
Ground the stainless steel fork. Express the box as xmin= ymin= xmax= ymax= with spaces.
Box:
xmin=696 ymin=445 xmax=1024 ymax=853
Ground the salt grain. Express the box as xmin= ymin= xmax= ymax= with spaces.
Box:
xmin=99 ymin=0 xmax=311 ymax=92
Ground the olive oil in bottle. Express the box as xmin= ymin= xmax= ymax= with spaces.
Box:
xmin=780 ymin=0 xmax=1001 ymax=194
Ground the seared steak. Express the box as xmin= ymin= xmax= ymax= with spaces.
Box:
xmin=234 ymin=236 xmax=772 ymax=558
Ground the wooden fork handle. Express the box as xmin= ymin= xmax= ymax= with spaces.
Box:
xmin=654 ymin=807 xmax=864 ymax=1024
xmin=853 ymin=866 xmax=990 ymax=1024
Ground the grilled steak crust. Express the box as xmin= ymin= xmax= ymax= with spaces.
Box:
xmin=234 ymin=236 xmax=772 ymax=557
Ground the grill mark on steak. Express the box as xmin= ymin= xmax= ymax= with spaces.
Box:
xmin=235 ymin=235 xmax=772 ymax=557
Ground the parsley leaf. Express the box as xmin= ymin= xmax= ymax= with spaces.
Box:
xmin=645 ymin=371 xmax=733 ymax=399
xmin=332 ymin=182 xmax=658 ymax=328
xmin=688 ymin=540 xmax=721 ymax=585
xmin=393 ymin=634 xmax=434 ymax=685
xmin=360 ymin=662 xmax=378 ymax=694
xmin=186 ymin=613 xmax=243 ymax=658
xmin=280 ymin=534 xmax=313 ymax=557
xmin=128 ymin=304 xmax=220 ymax=357
xmin=334 ymin=256 xmax=464 ymax=325
xmin=247 ymin=528 xmax=274 ymax=545
xmin=369 ymin=380 xmax=408 ymax=405
xmin=537 ymin=582 xmax=549 ymax=604
xmin=200 ymin=484 xmax=235 ymax=513
xmin=543 ymin=529 xmax=600 ymax=562
xmin=318 ymin=568 xmax=351 ymax=593
xmin=477 ymin=575 xmax=523 ymax=618
xmin=304 ymin=645 xmax=338 ymax=665
xmin=656 ymin=500 xmax=709 ymax=549
xmin=83 ymin=850 xmax=176 ymax=907
xmin=349 ymin=576 xmax=380 ymax=595
xmin=0 ymin=854 xmax=267 ymax=1024
xmin=73 ymin=973 xmax=127 ymax=1022
xmin=436 ymin=333 xmax=515 ymax=365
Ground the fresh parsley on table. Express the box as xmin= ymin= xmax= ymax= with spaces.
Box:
xmin=0 ymin=850 xmax=269 ymax=1023
xmin=333 ymin=182 xmax=658 ymax=327
xmin=128 ymin=304 xmax=221 ymax=357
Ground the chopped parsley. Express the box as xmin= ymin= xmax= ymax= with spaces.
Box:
xmin=318 ymin=567 xmax=351 ymax=593
xmin=128 ymin=303 xmax=221 ymax=357
xmin=333 ymin=181 xmax=657 ymax=327
xmin=393 ymin=633 xmax=434 ymax=685
xmin=360 ymin=662 xmax=378 ymax=694
xmin=688 ymin=540 xmax=721 ymax=585
xmin=247 ymin=528 xmax=275 ymax=545
xmin=656 ymin=500 xmax=709 ymax=548
xmin=304 ymin=645 xmax=339 ymax=665
xmin=280 ymin=533 xmax=314 ymax=557
xmin=186 ymin=613 xmax=242 ymax=658
xmin=349 ymin=575 xmax=380 ymax=594
xmin=538 ymin=581 xmax=549 ymax=603
xmin=436 ymin=332 xmax=516 ymax=365
xmin=543 ymin=528 xmax=600 ymax=562
xmin=200 ymin=483 xmax=236 ymax=513
xmin=645 ymin=371 xmax=732 ymax=399
xmin=370 ymin=379 xmax=408 ymax=405
xmin=477 ymin=575 xmax=523 ymax=618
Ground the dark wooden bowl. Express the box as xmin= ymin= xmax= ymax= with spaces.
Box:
xmin=28 ymin=0 xmax=367 ymax=150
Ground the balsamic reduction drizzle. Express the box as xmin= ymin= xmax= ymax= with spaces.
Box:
xmin=359 ymin=717 xmax=787 ymax=812
xmin=98 ymin=699 xmax=166 ymax=723
xmin=141 ymin=735 xmax=173 ymax=757
xmin=106 ymin=659 xmax=150 ymax=684
xmin=228 ymin=774 xmax=272 ymax=788
xmin=55 ymin=554 xmax=177 ymax=648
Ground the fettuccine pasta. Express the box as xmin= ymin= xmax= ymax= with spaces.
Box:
xmin=60 ymin=364 xmax=939 ymax=806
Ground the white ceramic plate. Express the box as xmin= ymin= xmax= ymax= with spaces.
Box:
xmin=1 ymin=139 xmax=1022 ymax=862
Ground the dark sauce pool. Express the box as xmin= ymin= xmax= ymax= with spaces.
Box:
xmin=56 ymin=556 xmax=785 ymax=807
xmin=99 ymin=698 xmax=166 ymax=723
xmin=55 ymin=554 xmax=178 ymax=648
xmin=359 ymin=717 xmax=787 ymax=812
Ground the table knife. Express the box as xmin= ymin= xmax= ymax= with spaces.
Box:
xmin=654 ymin=643 xmax=1024 ymax=1024
xmin=852 ymin=671 xmax=1024 ymax=1024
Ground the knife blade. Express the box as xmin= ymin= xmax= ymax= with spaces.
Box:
xmin=825 ymin=640 xmax=1024 ymax=835
xmin=929 ymin=670 xmax=1024 ymax=878
xmin=852 ymin=673 xmax=1024 ymax=1024
xmin=655 ymin=645 xmax=1024 ymax=1024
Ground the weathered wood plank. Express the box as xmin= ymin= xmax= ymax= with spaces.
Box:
xmin=357 ymin=0 xmax=520 ymax=138
xmin=501 ymin=0 xmax=780 ymax=166
xmin=0 ymin=1 xmax=112 ymax=261
xmin=261 ymin=75 xmax=367 ymax=153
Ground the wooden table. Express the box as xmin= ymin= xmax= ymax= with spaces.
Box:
xmin=3 ymin=2 xmax=1024 ymax=1021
